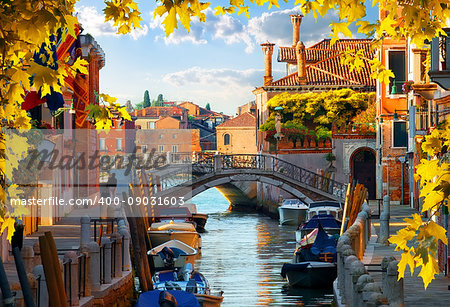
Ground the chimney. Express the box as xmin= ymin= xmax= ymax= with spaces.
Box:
xmin=261 ymin=42 xmax=275 ymax=86
xmin=290 ymin=14 xmax=303 ymax=47
xmin=296 ymin=41 xmax=306 ymax=85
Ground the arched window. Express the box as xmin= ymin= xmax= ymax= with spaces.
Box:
xmin=224 ymin=134 xmax=230 ymax=145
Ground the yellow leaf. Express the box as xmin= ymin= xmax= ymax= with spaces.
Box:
xmin=71 ymin=58 xmax=89 ymax=75
xmin=398 ymin=250 xmax=415 ymax=279
xmin=99 ymin=93 xmax=117 ymax=103
xmin=389 ymin=227 xmax=416 ymax=250
xmin=0 ymin=217 xmax=16 ymax=242
xmin=419 ymin=221 xmax=448 ymax=244
xmin=418 ymin=254 xmax=439 ymax=289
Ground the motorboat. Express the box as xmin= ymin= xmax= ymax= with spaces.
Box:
xmin=281 ymin=223 xmax=338 ymax=288
xmin=148 ymin=220 xmax=201 ymax=250
xmin=295 ymin=214 xmax=341 ymax=244
xmin=147 ymin=239 xmax=198 ymax=271
xmin=278 ymin=199 xmax=308 ymax=225
xmin=153 ymin=206 xmax=194 ymax=224
xmin=308 ymin=200 xmax=343 ymax=221
xmin=152 ymin=263 xmax=223 ymax=306
xmin=182 ymin=203 xmax=208 ymax=233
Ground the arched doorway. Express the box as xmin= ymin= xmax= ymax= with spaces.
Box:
xmin=351 ymin=148 xmax=376 ymax=199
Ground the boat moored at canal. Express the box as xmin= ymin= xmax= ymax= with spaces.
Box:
xmin=307 ymin=200 xmax=343 ymax=221
xmin=148 ymin=221 xmax=201 ymax=250
xmin=282 ymin=223 xmax=338 ymax=288
xmin=147 ymin=239 xmax=198 ymax=271
xmin=278 ymin=199 xmax=309 ymax=225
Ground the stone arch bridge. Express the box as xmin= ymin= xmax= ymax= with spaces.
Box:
xmin=150 ymin=154 xmax=346 ymax=209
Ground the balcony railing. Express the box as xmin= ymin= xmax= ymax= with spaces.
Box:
xmin=429 ymin=28 xmax=450 ymax=90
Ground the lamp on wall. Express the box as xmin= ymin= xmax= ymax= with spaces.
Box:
xmin=391 ymin=79 xmax=398 ymax=95
xmin=393 ymin=112 xmax=399 ymax=121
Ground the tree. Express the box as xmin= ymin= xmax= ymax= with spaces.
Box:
xmin=260 ymin=89 xmax=374 ymax=135
xmin=389 ymin=120 xmax=449 ymax=289
xmin=0 ymin=0 xmax=134 ymax=242
xmin=143 ymin=90 xmax=151 ymax=108
xmin=205 ymin=103 xmax=211 ymax=110
xmin=157 ymin=94 xmax=164 ymax=105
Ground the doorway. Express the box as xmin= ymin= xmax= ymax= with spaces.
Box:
xmin=351 ymin=148 xmax=376 ymax=199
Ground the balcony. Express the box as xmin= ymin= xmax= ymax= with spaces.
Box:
xmin=429 ymin=28 xmax=450 ymax=90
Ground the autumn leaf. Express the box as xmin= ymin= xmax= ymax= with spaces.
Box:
xmin=418 ymin=254 xmax=439 ymax=289
xmin=398 ymin=250 xmax=415 ymax=279
xmin=0 ymin=217 xmax=16 ymax=242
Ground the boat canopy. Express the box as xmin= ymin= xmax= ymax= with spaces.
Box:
xmin=299 ymin=214 xmax=340 ymax=230
xmin=137 ymin=290 xmax=201 ymax=307
xmin=309 ymin=201 xmax=341 ymax=209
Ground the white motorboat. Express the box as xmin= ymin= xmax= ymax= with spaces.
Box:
xmin=148 ymin=221 xmax=201 ymax=250
xmin=278 ymin=199 xmax=308 ymax=225
xmin=147 ymin=239 xmax=198 ymax=271
xmin=307 ymin=200 xmax=343 ymax=221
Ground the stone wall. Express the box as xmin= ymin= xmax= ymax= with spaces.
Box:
xmin=335 ymin=203 xmax=404 ymax=306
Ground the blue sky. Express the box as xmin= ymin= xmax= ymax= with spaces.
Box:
xmin=75 ymin=1 xmax=378 ymax=115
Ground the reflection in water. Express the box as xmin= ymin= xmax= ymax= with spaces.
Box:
xmin=192 ymin=188 xmax=334 ymax=307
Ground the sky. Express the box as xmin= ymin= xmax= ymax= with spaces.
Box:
xmin=75 ymin=1 xmax=378 ymax=115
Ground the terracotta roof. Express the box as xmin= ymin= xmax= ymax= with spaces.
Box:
xmin=271 ymin=52 xmax=375 ymax=88
xmin=131 ymin=106 xmax=184 ymax=117
xmin=270 ymin=39 xmax=375 ymax=89
xmin=217 ymin=112 xmax=255 ymax=128
xmin=278 ymin=39 xmax=374 ymax=64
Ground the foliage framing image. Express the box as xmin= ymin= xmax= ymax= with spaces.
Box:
xmin=0 ymin=0 xmax=449 ymax=289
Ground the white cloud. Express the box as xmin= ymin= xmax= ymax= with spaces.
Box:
xmin=76 ymin=5 xmax=149 ymax=40
xmin=149 ymin=9 xmax=254 ymax=52
xmin=163 ymin=66 xmax=262 ymax=87
xmin=247 ymin=7 xmax=338 ymax=47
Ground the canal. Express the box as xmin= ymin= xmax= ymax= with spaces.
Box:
xmin=192 ymin=188 xmax=334 ymax=306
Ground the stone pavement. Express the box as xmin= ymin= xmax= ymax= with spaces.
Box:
xmin=365 ymin=201 xmax=450 ymax=306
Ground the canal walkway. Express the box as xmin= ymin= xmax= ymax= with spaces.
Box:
xmin=2 ymin=209 xmax=134 ymax=306
xmin=365 ymin=203 xmax=450 ymax=306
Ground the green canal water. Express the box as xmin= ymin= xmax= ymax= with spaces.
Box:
xmin=192 ymin=188 xmax=334 ymax=307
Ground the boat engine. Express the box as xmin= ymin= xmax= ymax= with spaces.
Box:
xmin=161 ymin=247 xmax=176 ymax=267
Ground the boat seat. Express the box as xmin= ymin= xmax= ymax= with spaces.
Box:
xmin=158 ymin=271 xmax=176 ymax=282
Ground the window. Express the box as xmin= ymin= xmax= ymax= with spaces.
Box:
xmin=393 ymin=121 xmax=408 ymax=148
xmin=388 ymin=50 xmax=406 ymax=94
xmin=142 ymin=145 xmax=147 ymax=153
xmin=149 ymin=122 xmax=155 ymax=129
xmin=172 ymin=145 xmax=178 ymax=153
xmin=159 ymin=134 xmax=163 ymax=139
xmin=116 ymin=138 xmax=122 ymax=151
xmin=158 ymin=145 xmax=164 ymax=152
xmin=99 ymin=138 xmax=106 ymax=151
xmin=224 ymin=134 xmax=230 ymax=145
xmin=172 ymin=134 xmax=177 ymax=139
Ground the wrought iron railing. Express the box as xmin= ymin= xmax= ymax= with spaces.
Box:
xmin=153 ymin=154 xmax=346 ymax=200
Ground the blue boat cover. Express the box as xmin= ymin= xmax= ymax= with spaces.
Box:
xmin=310 ymin=224 xmax=337 ymax=255
xmin=281 ymin=262 xmax=309 ymax=278
xmin=300 ymin=214 xmax=340 ymax=230
xmin=137 ymin=290 xmax=201 ymax=307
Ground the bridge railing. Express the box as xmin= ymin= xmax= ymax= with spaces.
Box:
xmin=212 ymin=154 xmax=346 ymax=199
xmin=153 ymin=154 xmax=346 ymax=200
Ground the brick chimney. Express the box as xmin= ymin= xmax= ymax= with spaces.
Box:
xmin=290 ymin=14 xmax=303 ymax=47
xmin=261 ymin=42 xmax=275 ymax=86
xmin=295 ymin=41 xmax=306 ymax=85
